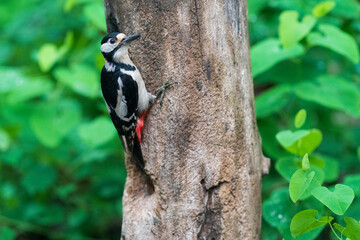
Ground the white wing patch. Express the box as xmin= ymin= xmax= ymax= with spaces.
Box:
xmin=119 ymin=101 xmax=128 ymax=119
xmin=114 ymin=86 xmax=136 ymax=122
xmin=118 ymin=77 xmax=123 ymax=88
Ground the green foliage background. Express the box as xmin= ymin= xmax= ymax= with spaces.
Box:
xmin=0 ymin=0 xmax=359 ymax=239
xmin=250 ymin=0 xmax=360 ymax=239
xmin=0 ymin=0 xmax=125 ymax=239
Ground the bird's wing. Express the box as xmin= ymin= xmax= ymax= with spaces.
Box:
xmin=101 ymin=68 xmax=139 ymax=150
xmin=101 ymin=67 xmax=145 ymax=172
xmin=115 ymin=73 xmax=138 ymax=151
xmin=101 ymin=68 xmax=121 ymax=112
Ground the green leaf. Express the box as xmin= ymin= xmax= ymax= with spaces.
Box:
xmin=302 ymin=153 xmax=310 ymax=170
xmin=334 ymin=223 xmax=346 ymax=234
xmin=276 ymin=129 xmax=322 ymax=156
xmin=261 ymin=222 xmax=280 ymax=240
xmin=58 ymin=31 xmax=74 ymax=55
xmin=0 ymin=67 xmax=27 ymax=93
xmin=35 ymin=205 xmax=66 ymax=226
xmin=312 ymin=1 xmax=336 ymax=18
xmin=84 ymin=2 xmax=106 ymax=31
xmin=64 ymin=0 xmax=76 ymax=12
xmin=309 ymin=155 xmax=325 ymax=169
xmin=78 ymin=116 xmax=116 ymax=147
xmin=0 ymin=43 xmax=11 ymax=65
xmin=343 ymin=174 xmax=360 ymax=197
xmin=248 ymin=0 xmax=268 ymax=15
xmin=276 ymin=129 xmax=310 ymax=148
xmin=37 ymin=33 xmax=72 ymax=72
xmin=300 ymin=171 xmax=324 ymax=200
xmin=56 ymin=184 xmax=77 ymax=199
xmin=255 ymin=85 xmax=292 ymax=118
xmin=6 ymin=77 xmax=53 ymax=104
xmin=294 ymin=129 xmax=322 ymax=156
xmin=290 ymin=209 xmax=333 ymax=238
xmin=54 ymin=64 xmax=99 ymax=98
xmin=279 ymin=11 xmax=316 ymax=48
xmin=263 ymin=188 xmax=294 ymax=230
xmin=276 ymin=157 xmax=325 ymax=186
xmin=268 ymin=0 xmax=303 ymax=11
xmin=289 ymin=169 xmax=315 ymax=203
xmin=251 ymin=38 xmax=305 ymax=77
xmin=333 ymin=217 xmax=360 ymax=240
xmin=312 ymin=155 xmax=339 ymax=182
xmin=69 ymin=209 xmax=87 ymax=227
xmin=0 ymin=183 xmax=16 ymax=201
xmin=22 ymin=164 xmax=57 ymax=195
xmin=0 ymin=129 xmax=11 ymax=151
xmin=311 ymin=184 xmax=355 ymax=215
xmin=307 ymin=24 xmax=360 ymax=63
xmin=0 ymin=227 xmax=16 ymax=240
xmin=30 ymin=100 xmax=81 ymax=147
xmin=276 ymin=157 xmax=324 ymax=201
xmin=294 ymin=75 xmax=360 ymax=117
xmin=38 ymin=44 xmax=59 ymax=72
xmin=332 ymin=0 xmax=360 ymax=19
xmin=276 ymin=157 xmax=300 ymax=181
xmin=295 ymin=109 xmax=307 ymax=129
xmin=263 ymin=188 xmax=325 ymax=240
xmin=258 ymin=119 xmax=290 ymax=160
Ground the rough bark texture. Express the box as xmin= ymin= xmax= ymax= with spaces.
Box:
xmin=103 ymin=0 xmax=270 ymax=239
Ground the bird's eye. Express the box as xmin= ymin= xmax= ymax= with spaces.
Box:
xmin=109 ymin=38 xmax=116 ymax=44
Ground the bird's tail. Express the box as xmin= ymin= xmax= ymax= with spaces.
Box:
xmin=119 ymin=134 xmax=145 ymax=174
xmin=132 ymin=136 xmax=145 ymax=172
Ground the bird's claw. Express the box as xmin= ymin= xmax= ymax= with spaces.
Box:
xmin=155 ymin=81 xmax=177 ymax=106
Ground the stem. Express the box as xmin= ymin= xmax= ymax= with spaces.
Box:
xmin=329 ymin=222 xmax=342 ymax=240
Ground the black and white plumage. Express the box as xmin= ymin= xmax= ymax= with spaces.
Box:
xmin=100 ymin=32 xmax=155 ymax=171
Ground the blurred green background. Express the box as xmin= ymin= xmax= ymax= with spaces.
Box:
xmin=0 ymin=0 xmax=125 ymax=239
xmin=0 ymin=0 xmax=359 ymax=239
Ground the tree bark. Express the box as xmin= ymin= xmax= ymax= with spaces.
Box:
xmin=103 ymin=0 xmax=270 ymax=239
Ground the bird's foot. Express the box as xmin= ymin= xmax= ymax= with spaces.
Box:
xmin=155 ymin=81 xmax=177 ymax=106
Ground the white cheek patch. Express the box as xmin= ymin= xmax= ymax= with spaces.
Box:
xmin=101 ymin=42 xmax=117 ymax=53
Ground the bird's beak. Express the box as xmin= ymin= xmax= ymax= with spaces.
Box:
xmin=120 ymin=33 xmax=141 ymax=44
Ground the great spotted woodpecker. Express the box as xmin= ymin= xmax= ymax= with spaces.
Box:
xmin=100 ymin=32 xmax=164 ymax=172
xmin=101 ymin=32 xmax=174 ymax=172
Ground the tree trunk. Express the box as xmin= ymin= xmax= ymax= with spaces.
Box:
xmin=103 ymin=0 xmax=270 ymax=239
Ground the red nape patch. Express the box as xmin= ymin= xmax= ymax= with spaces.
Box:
xmin=136 ymin=118 xmax=144 ymax=143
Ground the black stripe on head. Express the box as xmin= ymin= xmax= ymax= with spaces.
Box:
xmin=101 ymin=32 xmax=120 ymax=45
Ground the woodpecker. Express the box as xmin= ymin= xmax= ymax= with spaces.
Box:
xmin=100 ymin=32 xmax=158 ymax=172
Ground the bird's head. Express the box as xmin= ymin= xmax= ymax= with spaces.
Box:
xmin=100 ymin=32 xmax=140 ymax=63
